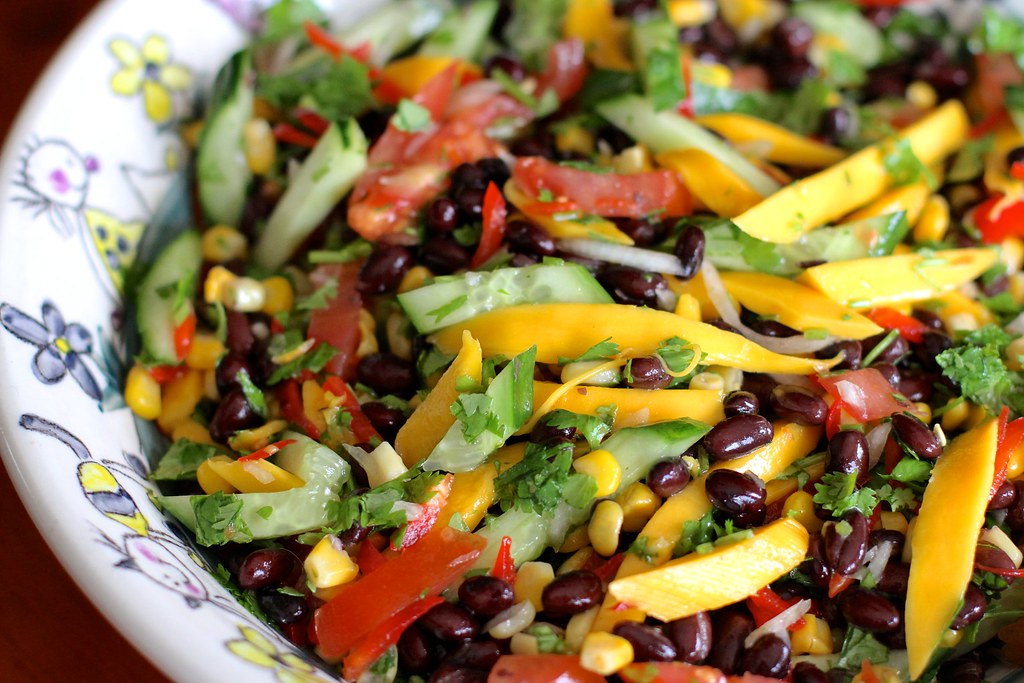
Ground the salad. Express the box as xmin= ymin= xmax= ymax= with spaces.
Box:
xmin=125 ymin=0 xmax=1024 ymax=681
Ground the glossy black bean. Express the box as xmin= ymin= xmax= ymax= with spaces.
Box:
xmin=866 ymin=63 xmax=909 ymax=100
xmin=792 ymin=662 xmax=831 ymax=683
xmin=511 ymin=134 xmax=555 ymax=159
xmin=419 ymin=602 xmax=479 ymax=642
xmin=1008 ymin=145 xmax=1024 ymax=169
xmin=989 ymin=479 xmax=1018 ymax=511
xmin=648 ymin=459 xmax=691 ymax=498
xmin=668 ymin=611 xmax=712 ymax=663
xmin=950 ymin=583 xmax=987 ymax=629
xmin=693 ymin=40 xmax=728 ymax=64
xmin=770 ymin=58 xmax=818 ymax=90
xmin=827 ymin=430 xmax=869 ymax=477
xmin=825 ymin=511 xmax=869 ymax=575
xmin=445 ymin=639 xmax=505 ymax=670
xmin=718 ymin=504 xmax=767 ymax=529
xmin=361 ymin=401 xmax=406 ymax=442
xmin=707 ymin=319 xmax=741 ymax=334
xmin=772 ymin=18 xmax=813 ymax=59
xmin=475 ymin=158 xmax=510 ymax=187
xmin=770 ymin=385 xmax=827 ymax=426
xmin=706 ymin=611 xmax=753 ymax=675
xmin=898 ymin=371 xmax=935 ymax=403
xmin=506 ymin=220 xmax=556 ymax=256
xmin=914 ymin=58 xmax=969 ymax=99
xmin=237 ymin=548 xmax=295 ymax=590
xmin=806 ymin=534 xmax=831 ymax=589
xmin=817 ymin=107 xmax=852 ymax=145
xmin=741 ymin=374 xmax=779 ymax=407
xmin=215 ymin=353 xmax=254 ymax=396
xmin=420 ymin=237 xmax=471 ymax=274
xmin=484 ymin=53 xmax=526 ymax=81
xmin=541 ymin=570 xmax=604 ymax=617
xmin=877 ymin=561 xmax=910 ymax=596
xmin=225 ymin=309 xmax=255 ymax=355
xmin=1005 ymin=481 xmax=1024 ymax=531
xmin=530 ymin=420 xmax=576 ymax=445
xmin=358 ymin=244 xmax=413 ymax=295
xmin=357 ymin=353 xmax=417 ymax=397
xmin=740 ymin=633 xmax=790 ymax=679
xmin=976 ymin=543 xmax=1017 ymax=572
xmin=458 ymin=576 xmax=515 ymax=617
xmin=740 ymin=309 xmax=800 ymax=338
xmin=704 ymin=414 xmax=774 ymax=461
xmin=398 ymin=624 xmax=438 ymax=674
xmin=357 ymin=108 xmax=392 ymax=145
xmin=209 ymin=389 xmax=263 ymax=442
xmin=613 ymin=622 xmax=677 ymax=662
xmin=430 ymin=664 xmax=487 ymax=683
xmin=451 ymin=163 xmax=488 ymax=193
xmin=257 ymin=590 xmax=308 ymax=625
xmin=613 ymin=0 xmax=660 ymax=17
xmin=881 ymin=626 xmax=907 ymax=650
xmin=703 ymin=16 xmax=739 ymax=54
xmin=673 ymin=224 xmax=705 ymax=281
xmin=891 ymin=412 xmax=942 ymax=460
xmin=600 ymin=266 xmax=666 ymax=307
xmin=705 ymin=470 xmax=766 ymax=515
xmin=937 ymin=655 xmax=985 ymax=683
xmin=869 ymin=529 xmax=906 ymax=559
xmin=455 ymin=185 xmax=486 ymax=221
xmin=840 ymin=589 xmax=902 ymax=633
xmin=614 ymin=218 xmax=668 ymax=247
xmin=724 ymin=391 xmax=759 ymax=418
xmin=865 ymin=331 xmax=909 ymax=364
xmin=427 ymin=197 xmax=460 ymax=233
xmin=335 ymin=522 xmax=371 ymax=549
xmin=626 ymin=356 xmax=672 ymax=390
xmin=914 ymin=308 xmax=945 ymax=330
xmin=873 ymin=362 xmax=901 ymax=389
xmin=816 ymin=340 xmax=861 ymax=371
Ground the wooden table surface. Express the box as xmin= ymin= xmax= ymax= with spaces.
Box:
xmin=0 ymin=2 xmax=171 ymax=681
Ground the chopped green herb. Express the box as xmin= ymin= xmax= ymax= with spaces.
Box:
xmin=295 ymin=279 xmax=338 ymax=311
xmin=150 ymin=439 xmax=226 ymax=481
xmin=883 ymin=138 xmax=937 ymax=189
xmin=541 ymin=409 xmax=613 ymax=450
xmin=393 ymin=98 xmax=433 ymax=133
xmin=558 ymin=338 xmax=620 ymax=364
xmin=192 ymin=491 xmax=253 ymax=546
xmin=236 ymin=369 xmax=267 ymax=417
xmin=267 ymin=342 xmax=338 ymax=384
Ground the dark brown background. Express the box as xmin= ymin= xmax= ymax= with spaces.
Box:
xmin=1 ymin=1 xmax=171 ymax=680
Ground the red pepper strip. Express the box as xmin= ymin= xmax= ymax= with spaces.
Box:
xmin=270 ymin=316 xmax=285 ymax=334
xmin=281 ymin=621 xmax=309 ymax=648
xmin=992 ymin=412 xmax=1024 ymax=500
xmin=865 ymin=307 xmax=929 ymax=344
xmin=1012 ymin=161 xmax=1024 ymax=182
xmin=393 ymin=474 xmax=454 ymax=551
xmin=828 ymin=573 xmax=855 ymax=598
xmin=825 ymin=398 xmax=845 ymax=439
xmin=304 ymin=21 xmax=343 ymax=59
xmin=491 ymin=536 xmax=517 ymax=584
xmin=322 ymin=376 xmax=382 ymax=445
xmin=277 ymin=380 xmax=322 ymax=439
xmin=883 ymin=437 xmax=902 ymax=476
xmin=593 ymin=553 xmax=626 ymax=584
xmin=342 ymin=595 xmax=444 ymax=681
xmin=147 ymin=364 xmax=187 ymax=384
xmin=173 ymin=311 xmax=196 ymax=362
xmin=237 ymin=439 xmax=297 ymax=463
xmin=293 ymin=107 xmax=331 ymax=136
xmin=976 ymin=563 xmax=1024 ymax=578
xmin=969 ymin=109 xmax=1010 ymax=140
xmin=356 ymin=540 xmax=387 ymax=575
xmin=273 ymin=122 xmax=320 ymax=149
xmin=469 ymin=182 xmax=507 ymax=269
xmin=746 ymin=587 xmax=807 ymax=631
xmin=676 ymin=51 xmax=695 ymax=119
xmin=972 ymin=194 xmax=1024 ymax=244
xmin=860 ymin=660 xmax=884 ymax=683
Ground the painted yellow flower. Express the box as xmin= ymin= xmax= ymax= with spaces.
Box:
xmin=227 ymin=625 xmax=327 ymax=683
xmin=109 ymin=35 xmax=191 ymax=124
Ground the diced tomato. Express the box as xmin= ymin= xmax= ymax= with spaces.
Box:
xmin=972 ymin=194 xmax=1024 ymax=244
xmin=277 ymin=380 xmax=321 ymax=439
xmin=489 ymin=655 xmax=606 ymax=683
xmin=534 ymin=39 xmax=588 ymax=103
xmin=321 ymin=376 xmax=382 ymax=445
xmin=342 ymin=595 xmax=443 ymax=681
xmin=512 ymin=156 xmax=692 ymax=218
xmin=825 ymin=398 xmax=846 ymax=439
xmin=307 ymin=264 xmax=363 ymax=380
xmin=818 ymin=369 xmax=914 ymax=423
xmin=394 ymin=474 xmax=453 ymax=550
xmin=148 ymin=364 xmax=187 ymax=384
xmin=293 ymin=107 xmax=330 ymax=136
xmin=866 ymin=307 xmax=930 ymax=343
xmin=969 ymin=53 xmax=1024 ymax=119
xmin=491 ymin=535 xmax=516 ymax=584
xmin=470 ymin=182 xmax=507 ymax=269
xmin=883 ymin=437 xmax=902 ymax=476
xmin=173 ymin=311 xmax=196 ymax=362
xmin=236 ymin=439 xmax=296 ymax=462
xmin=314 ymin=526 xmax=486 ymax=659
xmin=620 ymin=662 xmax=728 ymax=683
xmin=745 ymin=587 xmax=806 ymax=630
xmin=993 ymin=411 xmax=1024 ymax=500
xmin=272 ymin=122 xmax=320 ymax=149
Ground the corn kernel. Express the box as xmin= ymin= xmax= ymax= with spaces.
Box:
xmin=171 ymin=417 xmax=213 ymax=444
xmin=965 ymin=402 xmax=990 ymax=431
xmin=125 ymin=364 xmax=162 ymax=420
xmin=913 ymin=402 xmax=932 ymax=425
xmin=573 ymin=449 xmax=622 ymax=497
xmin=304 ymin=535 xmax=359 ymax=589
xmin=1004 ymin=237 xmax=1024 ymax=275
xmin=185 ymin=333 xmax=226 ymax=371
xmin=244 ymin=118 xmax=277 ymax=176
xmin=565 ymin=606 xmax=600 ymax=653
xmin=617 ymin=482 xmax=661 ymax=532
xmin=399 ymin=265 xmax=432 ymax=293
xmin=689 ymin=371 xmax=724 ymax=391
xmin=260 ymin=276 xmax=294 ymax=316
xmin=674 ymin=293 xmax=701 ymax=320
xmin=589 ymin=500 xmax=624 ymax=557
xmin=906 ymin=80 xmax=937 ymax=110
xmin=515 ymin=562 xmax=555 ymax=611
xmin=879 ymin=511 xmax=909 ymax=534
xmin=943 ymin=311 xmax=978 ymax=334
xmin=558 ymin=547 xmax=595 ymax=575
xmin=204 ymin=265 xmax=238 ymax=304
xmin=902 ymin=517 xmax=917 ymax=563
xmin=228 ymin=419 xmax=288 ymax=452
xmin=555 ymin=125 xmax=595 ymax=156
xmin=707 ymin=365 xmax=743 ymax=393
xmin=580 ymin=632 xmax=634 ymax=675
xmin=386 ymin=310 xmax=413 ymax=360
xmin=1006 ymin=337 xmax=1024 ymax=372
xmin=941 ymin=628 xmax=964 ymax=649
xmin=157 ymin=369 xmax=204 ymax=433
xmin=559 ymin=525 xmax=590 ymax=553
xmin=783 ymin=490 xmax=823 ymax=535
xmin=252 ymin=96 xmax=278 ymax=121
xmin=196 ymin=456 xmax=236 ymax=494
xmin=613 ymin=146 xmax=652 ymax=175
xmin=667 ymin=0 xmax=715 ymax=27
xmin=510 ymin=632 xmax=540 ymax=656
xmin=224 ymin=277 xmax=267 ymax=312
xmin=913 ymin=195 xmax=949 ymax=243
xmin=356 ymin=308 xmax=379 ymax=358
xmin=1010 ymin=273 xmax=1024 ymax=305
xmin=201 ymin=225 xmax=248 ymax=263
xmin=940 ymin=398 xmax=970 ymax=432
xmin=791 ymin=614 xmax=833 ymax=655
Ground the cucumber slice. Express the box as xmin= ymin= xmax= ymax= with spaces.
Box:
xmin=419 ymin=0 xmax=499 ymax=61
xmin=793 ymin=2 xmax=882 ymax=69
xmin=158 ymin=434 xmax=350 ymax=542
xmin=334 ymin=0 xmax=449 ymax=65
xmin=196 ymin=50 xmax=254 ymax=228
xmin=252 ymin=119 xmax=368 ymax=270
xmin=135 ymin=230 xmax=201 ymax=365
xmin=397 ymin=262 xmax=612 ymax=334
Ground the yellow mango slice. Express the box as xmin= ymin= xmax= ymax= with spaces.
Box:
xmin=440 ymin=444 xmax=525 ymax=530
xmin=564 ymin=0 xmax=633 ymax=70
xmin=664 ymin=272 xmax=716 ymax=320
xmin=529 ymin=382 xmax=725 ymax=430
xmin=697 ymin=113 xmax=846 ymax=168
xmin=504 ymin=181 xmax=634 ymax=245
xmin=657 ymin=149 xmax=764 ymax=217
xmin=432 ymin=303 xmax=840 ymax=375
xmin=927 ymin=290 xmax=997 ymax=327
xmin=798 ymin=248 xmax=998 ymax=309
xmin=608 ymin=518 xmax=809 ymax=622
xmin=719 ymin=272 xmax=883 ymax=339
xmin=379 ymin=56 xmax=479 ymax=99
xmin=906 ymin=418 xmax=999 ymax=680
xmin=394 ymin=331 xmax=482 ymax=466
xmin=732 ymin=101 xmax=969 ymax=243
xmin=205 ymin=458 xmax=305 ymax=493
xmin=844 ymin=182 xmax=931 ymax=226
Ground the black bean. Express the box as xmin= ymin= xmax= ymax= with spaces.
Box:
xmin=913 ymin=331 xmax=949 ymax=373
xmin=792 ymin=662 xmax=831 ymax=683
xmin=427 ymin=197 xmax=460 ymax=233
xmin=770 ymin=58 xmax=818 ymax=90
xmin=806 ymin=534 xmax=831 ymax=589
xmin=612 ymin=622 xmax=677 ymax=662
xmin=256 ymin=590 xmax=308 ymax=625
xmin=770 ymin=385 xmax=827 ymax=426
xmin=817 ymin=340 xmax=862 ymax=371
xmin=1005 ymin=481 xmax=1024 ymax=531
xmin=772 ymin=18 xmax=813 ymax=59
xmin=706 ymin=610 xmax=753 ymax=675
xmin=215 ymin=353 xmax=254 ymax=396
xmin=740 ymin=633 xmax=791 ymax=679
xmin=444 ymin=639 xmax=505 ymax=670
xmin=914 ymin=58 xmax=969 ymax=99
xmin=877 ymin=561 xmax=910 ymax=597
xmin=866 ymin=63 xmax=909 ymax=100
xmin=740 ymin=309 xmax=800 ymax=338
xmin=869 ymin=529 xmax=906 ymax=559
xmin=237 ymin=548 xmax=295 ymax=590
xmin=209 ymin=389 xmax=263 ymax=442
xmin=430 ymin=664 xmax=487 ymax=683
xmin=825 ymin=511 xmax=869 ymax=575
xmin=880 ymin=625 xmax=907 ymax=650
xmin=336 ymin=523 xmax=371 ymax=549
xmin=542 ymin=571 xmax=605 ymax=617
xmin=484 ymin=53 xmax=526 ymax=81
xmin=891 ymin=412 xmax=942 ymax=460
xmin=511 ymin=135 xmax=555 ymax=159
xmin=625 ymin=356 xmax=672 ymax=390
xmin=707 ymin=319 xmax=741 ymax=334
xmin=818 ymin=107 xmax=852 ymax=145
xmin=976 ymin=543 xmax=1016 ymax=572
xmin=717 ymin=504 xmax=767 ymax=529
xmin=704 ymin=414 xmax=774 ymax=461
xmin=458 ymin=576 xmax=515 ymax=617
xmin=419 ymin=602 xmax=479 ymax=642
xmin=937 ymin=655 xmax=985 ymax=683
xmin=668 ymin=612 xmax=712 ymax=663
xmin=723 ymin=391 xmax=759 ymax=418
xmin=1008 ymin=145 xmax=1024 ymax=170
xmin=613 ymin=0 xmax=660 ymax=17
xmin=357 ymin=353 xmax=417 ymax=397
xmin=828 ymin=430 xmax=869 ymax=477
xmin=673 ymin=224 xmax=705 ymax=282
xmin=531 ymin=420 xmax=576 ymax=445
xmin=506 ymin=220 xmax=556 ymax=256
xmin=358 ymin=244 xmax=413 ymax=295
xmin=914 ymin=309 xmax=945 ymax=330
xmin=420 ymin=236 xmax=471 ymax=274
xmin=225 ymin=309 xmax=255 ymax=355
xmin=950 ymin=583 xmax=987 ymax=629
xmin=648 ymin=459 xmax=691 ymax=498
xmin=989 ymin=479 xmax=1018 ymax=511
xmin=693 ymin=40 xmax=728 ymax=64
xmin=873 ymin=362 xmax=901 ymax=389
xmin=703 ymin=16 xmax=738 ymax=54
xmin=357 ymin=108 xmax=392 ymax=146
xmin=451 ymin=163 xmax=488 ymax=193
xmin=455 ymin=185 xmax=486 ymax=222
xmin=614 ymin=218 xmax=669 ymax=247
xmin=600 ymin=266 xmax=666 ymax=307
xmin=361 ymin=401 xmax=406 ymax=442
xmin=840 ymin=589 xmax=901 ymax=633
xmin=865 ymin=331 xmax=909 ymax=364
xmin=741 ymin=374 xmax=779 ymax=407
xmin=898 ymin=371 xmax=935 ymax=403
xmin=705 ymin=470 xmax=766 ymax=515
xmin=399 ymin=624 xmax=438 ymax=674
xmin=596 ymin=125 xmax=634 ymax=154
xmin=475 ymin=158 xmax=510 ymax=188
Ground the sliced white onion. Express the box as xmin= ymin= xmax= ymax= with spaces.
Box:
xmin=655 ymin=286 xmax=678 ymax=312
xmin=980 ymin=526 xmax=1024 ymax=568
xmin=865 ymin=540 xmax=894 ymax=585
xmin=558 ymin=238 xmax=687 ymax=276
xmin=700 ymin=260 xmax=837 ymax=355
xmin=865 ymin=423 xmax=892 ymax=470
xmin=1007 ymin=312 xmax=1024 ymax=336
xmin=743 ymin=598 xmax=811 ymax=649
xmin=445 ymin=79 xmax=505 ymax=117
xmin=390 ymin=501 xmax=424 ymax=523
xmin=485 ymin=600 xmax=537 ymax=639
xmin=833 ymin=379 xmax=868 ymax=418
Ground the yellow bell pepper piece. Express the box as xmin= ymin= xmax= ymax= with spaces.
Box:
xmin=379 ymin=56 xmax=480 ymax=99
xmin=504 ymin=181 xmax=634 ymax=245
xmin=798 ymin=248 xmax=998 ymax=309
xmin=984 ymin=125 xmax=1024 ymax=206
xmin=906 ymin=418 xmax=999 ymax=681
xmin=196 ymin=456 xmax=237 ymax=495
xmin=656 ymin=149 xmax=764 ymax=217
xmin=719 ymin=272 xmax=883 ymax=339
xmin=157 ymin=369 xmax=204 ymax=434
xmin=732 ymin=100 xmax=969 ymax=243
xmin=530 ymin=381 xmax=725 ymax=430
xmin=432 ymin=303 xmax=841 ymax=374
xmin=395 ymin=331 xmax=482 ymax=466
xmin=440 ymin=444 xmax=525 ymax=530
xmin=608 ymin=518 xmax=809 ymax=622
xmin=564 ymin=0 xmax=633 ymax=71
xmin=697 ymin=113 xmax=846 ymax=168
xmin=205 ymin=457 xmax=305 ymax=493
xmin=844 ymin=182 xmax=931 ymax=227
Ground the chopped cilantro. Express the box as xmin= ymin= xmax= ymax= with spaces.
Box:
xmin=776 ymin=452 xmax=828 ymax=490
xmin=236 ymin=369 xmax=267 ymax=417
xmin=675 ymin=511 xmax=716 ymax=557
xmin=325 ymin=470 xmax=445 ymax=534
xmin=936 ymin=325 xmax=1024 ymax=417
xmin=883 ymin=138 xmax=937 ymax=189
xmin=628 ymin=536 xmax=656 ymax=563
xmin=836 ymin=627 xmax=889 ymax=669
xmin=645 ymin=44 xmax=685 ymax=112
xmin=557 ymin=338 xmax=620 ymax=365
xmin=975 ymin=8 xmax=1024 ymax=70
xmin=656 ymin=336 xmax=700 ymax=374
xmin=813 ymin=471 xmax=878 ymax=516
xmin=540 ymin=409 xmax=612 ymax=450
xmin=948 ymin=135 xmax=994 ymax=183
xmin=150 ymin=439 xmax=225 ymax=481
xmin=258 ymin=55 xmax=374 ymax=122
xmin=393 ymin=98 xmax=433 ymax=133
xmin=259 ymin=0 xmax=323 ymax=44
xmin=307 ymin=239 xmax=373 ymax=264
xmin=494 ymin=442 xmax=584 ymax=515
xmin=267 ymin=342 xmax=338 ymax=384
xmin=192 ymin=491 xmax=253 ymax=546
xmin=888 ymin=457 xmax=932 ymax=483
xmin=490 ymin=68 xmax=560 ymax=118
xmin=451 ymin=393 xmax=500 ymax=442
xmin=295 ymin=279 xmax=338 ymax=311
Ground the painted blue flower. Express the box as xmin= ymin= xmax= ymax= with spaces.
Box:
xmin=0 ymin=301 xmax=102 ymax=400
